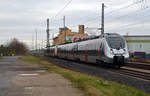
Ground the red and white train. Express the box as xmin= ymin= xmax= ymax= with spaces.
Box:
xmin=46 ymin=33 xmax=129 ymax=68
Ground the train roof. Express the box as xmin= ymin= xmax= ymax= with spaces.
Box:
xmin=103 ymin=33 xmax=120 ymax=37
xmin=48 ymin=33 xmax=121 ymax=47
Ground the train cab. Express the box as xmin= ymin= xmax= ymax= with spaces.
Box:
xmin=104 ymin=33 xmax=129 ymax=67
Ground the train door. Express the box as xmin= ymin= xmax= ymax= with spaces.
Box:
xmin=72 ymin=46 xmax=75 ymax=60
xmin=85 ymin=44 xmax=88 ymax=62
xmin=100 ymin=42 xmax=105 ymax=60
xmin=99 ymin=42 xmax=103 ymax=59
xmin=72 ymin=44 xmax=77 ymax=60
xmin=66 ymin=46 xmax=68 ymax=59
xmin=68 ymin=46 xmax=70 ymax=59
xmin=54 ymin=46 xmax=57 ymax=57
xmin=67 ymin=45 xmax=70 ymax=59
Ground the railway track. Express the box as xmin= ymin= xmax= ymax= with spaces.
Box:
xmin=44 ymin=56 xmax=150 ymax=82
xmin=111 ymin=67 xmax=150 ymax=81
xmin=126 ymin=62 xmax=150 ymax=70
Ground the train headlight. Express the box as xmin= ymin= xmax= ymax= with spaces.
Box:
xmin=110 ymin=49 xmax=113 ymax=54
xmin=123 ymin=49 xmax=126 ymax=54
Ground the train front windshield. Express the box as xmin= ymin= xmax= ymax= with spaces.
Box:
xmin=106 ymin=36 xmax=125 ymax=49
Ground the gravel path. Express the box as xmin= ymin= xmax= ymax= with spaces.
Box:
xmin=0 ymin=56 xmax=82 ymax=96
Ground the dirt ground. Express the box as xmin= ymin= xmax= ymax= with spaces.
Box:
xmin=0 ymin=56 xmax=82 ymax=96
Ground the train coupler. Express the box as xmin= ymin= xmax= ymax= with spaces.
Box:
xmin=113 ymin=56 xmax=125 ymax=67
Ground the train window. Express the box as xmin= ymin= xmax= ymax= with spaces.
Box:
xmin=106 ymin=37 xmax=125 ymax=49
xmin=78 ymin=45 xmax=84 ymax=55
xmin=100 ymin=43 xmax=104 ymax=55
xmin=87 ymin=44 xmax=97 ymax=56
xmin=74 ymin=45 xmax=78 ymax=55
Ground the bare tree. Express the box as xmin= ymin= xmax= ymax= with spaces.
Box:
xmin=7 ymin=38 xmax=28 ymax=55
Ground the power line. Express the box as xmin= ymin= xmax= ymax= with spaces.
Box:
xmin=51 ymin=0 xmax=73 ymax=19
xmin=108 ymin=11 xmax=150 ymax=28
xmin=104 ymin=0 xmax=145 ymax=17
xmin=50 ymin=0 xmax=150 ymax=36
xmin=105 ymin=5 xmax=150 ymax=23
xmin=106 ymin=14 xmax=150 ymax=32
xmin=57 ymin=1 xmax=145 ymax=30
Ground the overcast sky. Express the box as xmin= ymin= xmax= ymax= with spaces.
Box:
xmin=0 ymin=0 xmax=149 ymax=49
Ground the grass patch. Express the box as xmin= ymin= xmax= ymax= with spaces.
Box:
xmin=20 ymin=56 xmax=150 ymax=96
xmin=0 ymin=56 xmax=2 ymax=59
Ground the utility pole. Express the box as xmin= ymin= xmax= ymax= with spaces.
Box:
xmin=35 ymin=28 xmax=37 ymax=51
xmin=46 ymin=18 xmax=50 ymax=47
xmin=52 ymin=33 xmax=54 ymax=45
xmin=32 ymin=34 xmax=34 ymax=50
xmin=101 ymin=3 xmax=105 ymax=35
xmin=41 ymin=39 xmax=44 ymax=49
xmin=63 ymin=16 xmax=66 ymax=43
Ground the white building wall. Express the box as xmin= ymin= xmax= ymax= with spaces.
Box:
xmin=127 ymin=43 xmax=150 ymax=53
xmin=124 ymin=36 xmax=150 ymax=54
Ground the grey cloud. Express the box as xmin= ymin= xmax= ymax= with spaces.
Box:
xmin=0 ymin=0 xmax=150 ymax=47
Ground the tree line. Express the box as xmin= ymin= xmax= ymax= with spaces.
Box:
xmin=0 ymin=38 xmax=28 ymax=56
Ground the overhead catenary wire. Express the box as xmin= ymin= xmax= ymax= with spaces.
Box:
xmin=105 ymin=5 xmax=150 ymax=23
xmin=106 ymin=14 xmax=150 ymax=32
xmin=68 ymin=1 xmax=147 ymax=30
xmin=104 ymin=0 xmax=146 ymax=17
xmin=51 ymin=1 xmax=125 ymax=28
xmin=68 ymin=2 xmax=135 ymax=28
xmin=105 ymin=2 xmax=150 ymax=31
xmin=107 ymin=9 xmax=150 ymax=28
xmin=49 ymin=0 xmax=150 ymax=36
xmin=49 ymin=0 xmax=73 ymax=36
xmin=87 ymin=1 xmax=150 ymax=32
xmin=51 ymin=0 xmax=73 ymax=19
